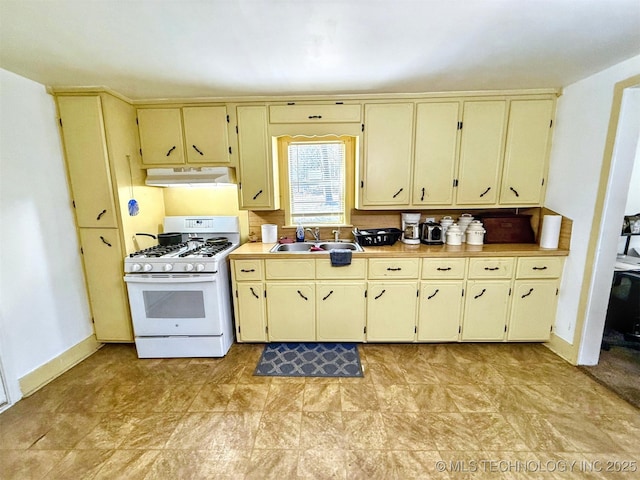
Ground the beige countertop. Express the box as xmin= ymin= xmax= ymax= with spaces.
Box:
xmin=230 ymin=241 xmax=569 ymax=259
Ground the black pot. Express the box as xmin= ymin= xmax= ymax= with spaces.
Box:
xmin=158 ymin=232 xmax=182 ymax=246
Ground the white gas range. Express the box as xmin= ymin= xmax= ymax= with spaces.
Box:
xmin=124 ymin=216 xmax=240 ymax=358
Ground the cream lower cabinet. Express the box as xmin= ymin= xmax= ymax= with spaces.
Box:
xmin=461 ymin=257 xmax=515 ymax=341
xmin=417 ymin=258 xmax=467 ymax=342
xmin=232 ymin=259 xmax=267 ymax=341
xmin=366 ymin=282 xmax=418 ymax=341
xmin=507 ymin=257 xmax=563 ymax=341
xmin=266 ymin=282 xmax=316 ymax=341
xmin=317 ymin=282 xmax=366 ymax=341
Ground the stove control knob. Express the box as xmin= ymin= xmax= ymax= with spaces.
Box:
xmin=195 ymin=264 xmax=205 ymax=272
xmin=163 ymin=264 xmax=173 ymax=272
xmin=131 ymin=264 xmax=142 ymax=272
xmin=184 ymin=264 xmax=195 ymax=272
xmin=143 ymin=264 xmax=153 ymax=272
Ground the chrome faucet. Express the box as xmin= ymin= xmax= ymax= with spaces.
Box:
xmin=332 ymin=229 xmax=340 ymax=242
xmin=305 ymin=227 xmax=320 ymax=242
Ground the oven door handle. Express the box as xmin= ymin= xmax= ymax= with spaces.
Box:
xmin=124 ymin=274 xmax=217 ymax=284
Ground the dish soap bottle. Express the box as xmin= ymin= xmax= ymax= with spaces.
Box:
xmin=296 ymin=222 xmax=305 ymax=242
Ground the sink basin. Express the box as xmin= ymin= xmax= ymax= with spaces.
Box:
xmin=270 ymin=241 xmax=363 ymax=253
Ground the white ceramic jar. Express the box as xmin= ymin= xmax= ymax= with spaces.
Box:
xmin=445 ymin=223 xmax=463 ymax=246
xmin=457 ymin=214 xmax=474 ymax=242
xmin=440 ymin=216 xmax=454 ymax=236
xmin=465 ymin=220 xmax=486 ymax=245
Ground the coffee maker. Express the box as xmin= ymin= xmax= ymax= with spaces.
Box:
xmin=401 ymin=213 xmax=421 ymax=244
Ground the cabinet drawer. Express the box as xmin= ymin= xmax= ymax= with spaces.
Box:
xmin=421 ymin=258 xmax=467 ymax=279
xmin=316 ymin=258 xmax=366 ymax=279
xmin=265 ymin=259 xmax=315 ymax=280
xmin=467 ymin=257 xmax=514 ymax=279
xmin=269 ymin=104 xmax=362 ymax=123
xmin=516 ymin=257 xmax=564 ymax=279
xmin=368 ymin=258 xmax=419 ymax=279
xmin=234 ymin=260 xmax=264 ymax=281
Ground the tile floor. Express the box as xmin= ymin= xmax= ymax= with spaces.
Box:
xmin=0 ymin=342 xmax=639 ymax=479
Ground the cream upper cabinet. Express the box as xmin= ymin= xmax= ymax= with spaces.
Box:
xmin=182 ymin=106 xmax=231 ymax=164
xmin=79 ymin=228 xmax=132 ymax=341
xmin=57 ymin=96 xmax=117 ymax=228
xmin=499 ymin=99 xmax=555 ymax=205
xmin=360 ymin=103 xmax=414 ymax=207
xmin=316 ymin=282 xmax=366 ymax=341
xmin=455 ymin=100 xmax=507 ymax=206
xmin=412 ymin=101 xmax=461 ymax=205
xmin=137 ymin=108 xmax=185 ymax=165
xmin=138 ymin=106 xmax=230 ymax=166
xmin=269 ymin=104 xmax=362 ymax=123
xmin=236 ymin=105 xmax=280 ymax=210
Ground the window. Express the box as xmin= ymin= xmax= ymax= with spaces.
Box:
xmin=281 ymin=135 xmax=353 ymax=226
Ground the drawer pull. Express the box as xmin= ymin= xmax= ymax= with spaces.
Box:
xmin=307 ymin=115 xmax=323 ymax=119
xmin=240 ymin=269 xmax=255 ymax=273
xmin=479 ymin=187 xmax=491 ymax=197
xmin=252 ymin=189 xmax=263 ymax=200
xmin=509 ymin=186 xmax=520 ymax=197
xmin=421 ymin=187 xmax=425 ymax=202
xmin=387 ymin=267 xmax=402 ymax=272
xmin=392 ymin=188 xmax=404 ymax=198
xmin=96 ymin=209 xmax=107 ymax=220
xmin=521 ymin=288 xmax=534 ymax=298
xmin=166 ymin=145 xmax=176 ymax=156
xmin=374 ymin=289 xmax=386 ymax=300
xmin=474 ymin=288 xmax=486 ymax=299
xmin=484 ymin=267 xmax=499 ymax=271
xmin=297 ymin=290 xmax=308 ymax=301
xmin=436 ymin=267 xmax=452 ymax=271
xmin=100 ymin=236 xmax=112 ymax=247
xmin=532 ymin=266 xmax=548 ymax=271
xmin=427 ymin=289 xmax=439 ymax=300
xmin=192 ymin=144 xmax=204 ymax=155
xmin=322 ymin=290 xmax=334 ymax=301
xmin=250 ymin=287 xmax=259 ymax=299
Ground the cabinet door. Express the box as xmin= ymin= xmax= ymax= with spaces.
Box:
xmin=235 ymin=283 xmax=267 ymax=342
xmin=360 ymin=103 xmax=414 ymax=207
xmin=57 ymin=96 xmax=117 ymax=228
xmin=79 ymin=228 xmax=133 ymax=341
xmin=316 ymin=282 xmax=366 ymax=341
xmin=266 ymin=283 xmax=315 ymax=341
xmin=456 ymin=101 xmax=506 ymax=205
xmin=500 ymin=99 xmax=554 ymax=205
xmin=461 ymin=280 xmax=510 ymax=341
xmin=412 ymin=102 xmax=460 ymax=205
xmin=418 ymin=281 xmax=464 ymax=342
xmin=366 ymin=282 xmax=418 ymax=341
xmin=183 ymin=106 xmax=231 ymax=164
xmin=508 ymin=280 xmax=558 ymax=341
xmin=137 ymin=108 xmax=185 ymax=165
xmin=237 ymin=106 xmax=279 ymax=210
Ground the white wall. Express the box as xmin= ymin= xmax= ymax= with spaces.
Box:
xmin=545 ymin=55 xmax=640 ymax=353
xmin=0 ymin=69 xmax=93 ymax=404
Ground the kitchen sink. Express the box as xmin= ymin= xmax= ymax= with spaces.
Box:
xmin=270 ymin=241 xmax=363 ymax=253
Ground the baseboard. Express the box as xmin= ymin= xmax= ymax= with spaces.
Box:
xmin=545 ymin=332 xmax=578 ymax=365
xmin=19 ymin=335 xmax=102 ymax=397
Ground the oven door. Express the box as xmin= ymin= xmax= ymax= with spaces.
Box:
xmin=124 ymin=274 xmax=222 ymax=336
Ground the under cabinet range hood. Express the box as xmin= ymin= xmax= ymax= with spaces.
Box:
xmin=145 ymin=167 xmax=236 ymax=187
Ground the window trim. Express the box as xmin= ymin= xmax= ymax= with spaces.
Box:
xmin=278 ymin=134 xmax=356 ymax=227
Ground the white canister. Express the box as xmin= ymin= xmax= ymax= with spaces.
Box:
xmin=261 ymin=224 xmax=278 ymax=243
xmin=440 ymin=216 xmax=454 ymax=236
xmin=445 ymin=223 xmax=463 ymax=246
xmin=465 ymin=221 xmax=486 ymax=245
xmin=457 ymin=214 xmax=474 ymax=242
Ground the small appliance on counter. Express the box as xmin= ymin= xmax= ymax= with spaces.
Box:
xmin=401 ymin=213 xmax=421 ymax=244
xmin=419 ymin=221 xmax=444 ymax=245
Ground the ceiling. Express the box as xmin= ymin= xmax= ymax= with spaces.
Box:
xmin=1 ymin=0 xmax=639 ymax=101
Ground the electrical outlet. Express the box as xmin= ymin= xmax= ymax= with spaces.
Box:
xmin=425 ymin=217 xmax=435 ymax=223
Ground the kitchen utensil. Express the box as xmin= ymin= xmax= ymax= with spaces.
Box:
xmin=465 ymin=220 xmax=486 ymax=245
xmin=445 ymin=224 xmax=463 ymax=245
xmin=401 ymin=213 xmax=421 ymax=244
xmin=419 ymin=221 xmax=444 ymax=245
xmin=157 ymin=232 xmax=182 ymax=246
xmin=127 ymin=155 xmax=139 ymax=216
